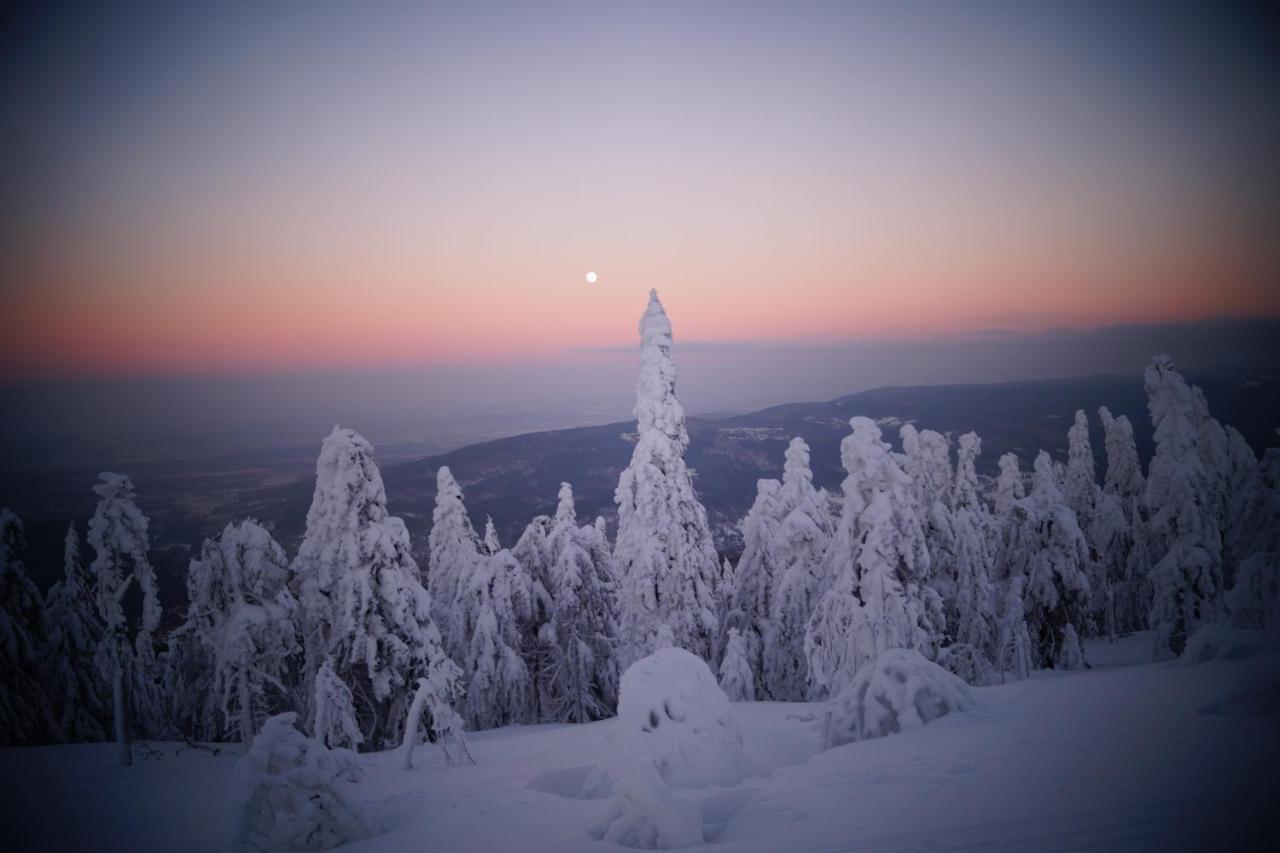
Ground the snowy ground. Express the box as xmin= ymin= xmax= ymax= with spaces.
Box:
xmin=3 ymin=633 xmax=1275 ymax=852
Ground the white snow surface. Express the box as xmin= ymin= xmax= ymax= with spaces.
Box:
xmin=1 ymin=634 xmax=1274 ymax=852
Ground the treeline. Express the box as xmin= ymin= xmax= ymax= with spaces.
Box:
xmin=1 ymin=292 xmax=1276 ymax=760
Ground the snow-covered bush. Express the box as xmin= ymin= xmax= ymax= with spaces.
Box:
xmin=593 ymin=758 xmax=703 ymax=850
xmin=587 ymin=647 xmax=751 ymax=794
xmin=1227 ymin=552 xmax=1280 ymax=631
xmin=936 ymin=643 xmax=998 ymax=687
xmin=1178 ymin=624 xmax=1280 ymax=666
xmin=820 ymin=648 xmax=977 ymax=749
xmin=240 ymin=712 xmax=372 ymax=850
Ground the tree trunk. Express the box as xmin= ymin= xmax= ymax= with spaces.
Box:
xmin=113 ymin=636 xmax=133 ymax=767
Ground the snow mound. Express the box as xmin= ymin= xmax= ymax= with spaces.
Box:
xmin=593 ymin=758 xmax=704 ymax=849
xmin=239 ymin=712 xmax=372 ymax=850
xmin=588 ymin=647 xmax=752 ymax=793
xmin=820 ymin=648 xmax=977 ymax=748
xmin=1178 ymin=625 xmax=1280 ymax=665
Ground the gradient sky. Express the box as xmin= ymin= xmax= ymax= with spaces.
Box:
xmin=2 ymin=0 xmax=1278 ymax=379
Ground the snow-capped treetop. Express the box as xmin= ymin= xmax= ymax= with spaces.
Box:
xmin=1064 ymin=410 xmax=1099 ymax=519
xmin=994 ymin=453 xmax=1025 ymax=518
xmin=294 ymin=428 xmax=389 ymax=595
xmin=953 ymin=432 xmax=984 ymax=511
xmin=88 ymin=473 xmax=159 ymax=635
xmin=634 ymin=289 xmax=687 ymax=449
xmin=899 ymin=425 xmax=953 ymax=513
xmin=428 ymin=465 xmax=481 ymax=653
xmin=555 ymin=482 xmax=577 ymax=527
xmin=780 ymin=437 xmax=818 ymax=510
xmin=1097 ymin=407 xmax=1144 ymax=500
xmin=615 ymin=290 xmax=721 ymax=666
xmin=482 ymin=517 xmax=501 ymax=556
xmin=1143 ymin=355 xmax=1214 ymax=543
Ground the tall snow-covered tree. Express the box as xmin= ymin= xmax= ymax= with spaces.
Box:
xmin=292 ymin=427 xmax=464 ymax=749
xmin=614 ymin=290 xmax=720 ymax=666
xmin=88 ymin=474 xmax=162 ymax=764
xmin=718 ymin=628 xmax=755 ymax=702
xmin=0 ymin=509 xmax=57 ymax=746
xmin=1143 ymin=356 xmax=1223 ymax=659
xmin=185 ymin=520 xmax=299 ymax=745
xmin=313 ymin=658 xmax=362 ymax=750
xmin=806 ymin=418 xmax=943 ymax=698
xmin=1016 ymin=452 xmax=1091 ymax=669
xmin=541 ymin=483 xmax=619 ymax=722
xmin=722 ymin=478 xmax=783 ymax=698
xmin=428 ymin=466 xmax=483 ymax=661
xmin=1063 ymin=410 xmax=1109 ymax=637
xmin=764 ymin=437 xmax=834 ymax=700
xmin=44 ymin=523 xmax=109 ymax=742
xmin=461 ymin=548 xmax=532 ymax=729
xmin=899 ymin=425 xmax=957 ymax=605
xmin=511 ymin=514 xmax=556 ymax=718
xmin=1098 ymin=406 xmax=1152 ymax=632
xmin=948 ymin=432 xmax=999 ymax=676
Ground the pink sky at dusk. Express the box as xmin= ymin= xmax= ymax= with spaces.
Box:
xmin=2 ymin=2 xmax=1277 ymax=380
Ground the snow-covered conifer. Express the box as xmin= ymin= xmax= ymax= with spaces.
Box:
xmin=185 ymin=520 xmax=299 ymax=745
xmin=1144 ymin=356 xmax=1223 ymax=659
xmin=1017 ymin=452 xmax=1091 ymax=669
xmin=312 ymin=658 xmax=363 ymax=750
xmin=88 ymin=474 xmax=162 ymax=764
xmin=948 ymin=433 xmax=999 ymax=673
xmin=1098 ymin=406 xmax=1151 ymax=633
xmin=0 ymin=509 xmax=57 ymax=745
xmin=481 ymin=516 xmax=501 ymax=556
xmin=806 ymin=418 xmax=943 ymax=698
xmin=543 ymin=483 xmax=618 ymax=722
xmin=428 ymin=466 xmax=482 ymax=661
xmin=764 ymin=438 xmax=834 ymax=700
xmin=718 ymin=627 xmax=754 ymax=702
xmin=44 ymin=522 xmax=109 ymax=742
xmin=461 ymin=548 xmax=532 ymax=729
xmin=292 ymin=427 xmax=462 ymax=748
xmin=614 ymin=291 xmax=720 ymax=666
xmin=722 ymin=478 xmax=782 ymax=697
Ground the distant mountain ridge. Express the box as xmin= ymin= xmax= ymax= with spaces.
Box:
xmin=372 ymin=369 xmax=1280 ymax=560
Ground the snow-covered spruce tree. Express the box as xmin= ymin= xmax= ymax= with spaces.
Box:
xmin=1143 ymin=356 xmax=1223 ymax=659
xmin=1098 ymin=406 xmax=1152 ymax=633
xmin=1222 ymin=427 xmax=1270 ymax=576
xmin=1063 ymin=410 xmax=1110 ymax=637
xmin=88 ymin=474 xmax=162 ymax=764
xmin=542 ymin=483 xmax=619 ymax=723
xmin=428 ymin=466 xmax=483 ymax=662
xmin=1017 ymin=452 xmax=1091 ymax=669
xmin=292 ymin=427 xmax=464 ymax=750
xmin=718 ymin=627 xmax=755 ymax=702
xmin=481 ymin=516 xmax=501 ymax=556
xmin=184 ymin=520 xmax=300 ymax=745
xmin=946 ymin=432 xmax=999 ymax=681
xmin=162 ymin=617 xmax=217 ymax=742
xmin=44 ymin=522 xmax=110 ymax=742
xmin=806 ymin=417 xmax=944 ymax=698
xmin=0 ymin=509 xmax=58 ymax=745
xmin=899 ymin=425 xmax=958 ymax=606
xmin=461 ymin=548 xmax=532 ymax=729
xmin=312 ymin=658 xmax=363 ymax=750
xmin=764 ymin=437 xmax=834 ymax=701
xmin=722 ymin=478 xmax=783 ymax=698
xmin=995 ymin=576 xmax=1033 ymax=681
xmin=614 ymin=290 xmax=720 ymax=667
xmin=512 ymin=514 xmax=556 ymax=718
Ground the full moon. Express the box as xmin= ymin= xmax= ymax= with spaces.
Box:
xmin=585 ymin=271 xmax=598 ymax=284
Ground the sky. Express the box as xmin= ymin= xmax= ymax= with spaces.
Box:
xmin=2 ymin=0 xmax=1278 ymax=382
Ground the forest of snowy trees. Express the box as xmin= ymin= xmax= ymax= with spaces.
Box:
xmin=2 ymin=291 xmax=1278 ymax=775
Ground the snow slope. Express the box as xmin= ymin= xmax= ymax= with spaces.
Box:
xmin=1 ymin=633 xmax=1273 ymax=852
